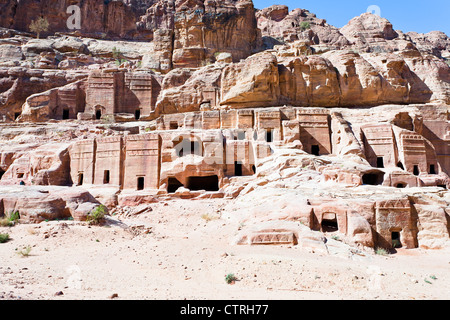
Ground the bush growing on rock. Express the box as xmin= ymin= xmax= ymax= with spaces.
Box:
xmin=300 ymin=21 xmax=311 ymax=31
xmin=29 ymin=17 xmax=49 ymax=39
xmin=375 ymin=247 xmax=389 ymax=256
xmin=0 ymin=211 xmax=20 ymax=227
xmin=86 ymin=205 xmax=107 ymax=225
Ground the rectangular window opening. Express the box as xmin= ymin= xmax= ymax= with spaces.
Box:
xmin=78 ymin=173 xmax=84 ymax=186
xmin=311 ymin=145 xmax=320 ymax=156
xmin=103 ymin=170 xmax=110 ymax=184
xmin=169 ymin=122 xmax=179 ymax=130
xmin=376 ymin=157 xmax=384 ymax=168
xmin=266 ymin=129 xmax=273 ymax=143
xmin=234 ymin=161 xmax=242 ymax=176
xmin=391 ymin=231 xmax=402 ymax=248
xmin=62 ymin=109 xmax=70 ymax=120
xmin=429 ymin=164 xmax=436 ymax=175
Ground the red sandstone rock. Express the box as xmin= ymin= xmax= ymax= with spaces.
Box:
xmin=154 ymin=63 xmax=223 ymax=117
xmin=221 ymin=52 xmax=280 ymax=107
xmin=0 ymin=186 xmax=103 ymax=222
xmin=256 ymin=5 xmax=350 ymax=50
xmin=340 ymin=13 xmax=399 ymax=52
xmin=140 ymin=0 xmax=260 ymax=72
xmin=0 ymin=0 xmax=143 ymax=40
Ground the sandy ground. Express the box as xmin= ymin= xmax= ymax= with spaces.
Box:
xmin=0 ymin=198 xmax=449 ymax=300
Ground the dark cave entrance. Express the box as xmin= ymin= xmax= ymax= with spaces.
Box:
xmin=362 ymin=172 xmax=384 ymax=185
xmin=186 ymin=175 xmax=219 ymax=192
xmin=167 ymin=177 xmax=183 ymax=193
xmin=321 ymin=214 xmax=338 ymax=232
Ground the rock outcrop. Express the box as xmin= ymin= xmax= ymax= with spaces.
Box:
xmin=141 ymin=0 xmax=260 ymax=72
xmin=256 ymin=5 xmax=350 ymax=50
xmin=0 ymin=0 xmax=145 ymax=39
xmin=0 ymin=186 xmax=104 ymax=222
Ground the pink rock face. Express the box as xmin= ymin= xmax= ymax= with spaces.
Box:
xmin=217 ymin=45 xmax=446 ymax=109
xmin=140 ymin=0 xmax=260 ymax=71
xmin=407 ymin=31 xmax=450 ymax=58
xmin=256 ymin=5 xmax=350 ymax=49
xmin=0 ymin=68 xmax=70 ymax=121
xmin=83 ymin=70 xmax=160 ymax=119
xmin=154 ymin=63 xmax=223 ymax=116
xmin=0 ymin=186 xmax=103 ymax=222
xmin=340 ymin=13 xmax=399 ymax=50
xmin=0 ymin=143 xmax=72 ymax=187
xmin=20 ymin=80 xmax=86 ymax=122
xmin=0 ymin=0 xmax=143 ymax=39
xmin=221 ymin=52 xmax=280 ymax=107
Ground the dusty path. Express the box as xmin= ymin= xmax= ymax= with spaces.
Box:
xmin=0 ymin=199 xmax=449 ymax=300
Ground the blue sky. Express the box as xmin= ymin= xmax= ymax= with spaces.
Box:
xmin=253 ymin=0 xmax=450 ymax=35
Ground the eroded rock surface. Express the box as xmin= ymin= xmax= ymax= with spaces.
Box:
xmin=0 ymin=1 xmax=449 ymax=253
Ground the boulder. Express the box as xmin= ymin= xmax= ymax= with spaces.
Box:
xmin=415 ymin=204 xmax=450 ymax=249
xmin=221 ymin=51 xmax=280 ymax=107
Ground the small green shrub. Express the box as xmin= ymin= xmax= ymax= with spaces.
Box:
xmin=86 ymin=205 xmax=107 ymax=225
xmin=17 ymin=246 xmax=32 ymax=257
xmin=392 ymin=239 xmax=401 ymax=248
xmin=225 ymin=273 xmax=237 ymax=284
xmin=112 ymin=47 xmax=129 ymax=66
xmin=101 ymin=114 xmax=115 ymax=124
xmin=0 ymin=233 xmax=9 ymax=243
xmin=0 ymin=218 xmax=12 ymax=227
xmin=9 ymin=211 xmax=20 ymax=222
xmin=300 ymin=21 xmax=311 ymax=31
xmin=375 ymin=247 xmax=389 ymax=256
xmin=0 ymin=211 xmax=20 ymax=227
